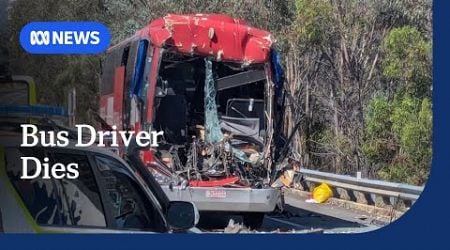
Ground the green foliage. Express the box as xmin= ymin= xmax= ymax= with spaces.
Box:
xmin=365 ymin=96 xmax=392 ymax=137
xmin=362 ymin=94 xmax=432 ymax=184
xmin=383 ymin=26 xmax=432 ymax=97
xmin=378 ymin=152 xmax=430 ymax=186
xmin=362 ymin=96 xmax=396 ymax=164
xmin=361 ymin=25 xmax=433 ymax=185
xmin=391 ymin=94 xmax=419 ymax=135
xmin=389 ymin=0 xmax=432 ymax=35
xmin=395 ymin=97 xmax=432 ymax=164
xmin=293 ymin=0 xmax=334 ymax=46
xmin=363 ymin=94 xmax=432 ymax=185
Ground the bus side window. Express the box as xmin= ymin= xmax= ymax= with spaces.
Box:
xmin=100 ymin=47 xmax=127 ymax=97
xmin=128 ymin=40 xmax=149 ymax=99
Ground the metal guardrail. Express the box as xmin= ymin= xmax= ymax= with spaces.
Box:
xmin=298 ymin=169 xmax=424 ymax=203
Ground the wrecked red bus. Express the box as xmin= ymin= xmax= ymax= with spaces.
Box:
xmin=99 ymin=14 xmax=287 ymax=228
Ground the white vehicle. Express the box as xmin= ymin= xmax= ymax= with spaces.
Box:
xmin=0 ymin=130 xmax=199 ymax=233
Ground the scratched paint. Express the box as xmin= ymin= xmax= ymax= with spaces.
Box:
xmin=138 ymin=14 xmax=273 ymax=64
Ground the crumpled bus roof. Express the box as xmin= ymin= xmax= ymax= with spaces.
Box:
xmin=137 ymin=14 xmax=273 ymax=64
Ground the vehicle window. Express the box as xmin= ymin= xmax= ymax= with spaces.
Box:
xmin=95 ymin=156 xmax=164 ymax=231
xmin=52 ymin=153 xmax=106 ymax=227
xmin=5 ymin=148 xmax=106 ymax=227
xmin=6 ymin=148 xmax=68 ymax=226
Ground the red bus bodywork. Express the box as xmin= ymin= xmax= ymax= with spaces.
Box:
xmin=99 ymin=14 xmax=278 ymax=187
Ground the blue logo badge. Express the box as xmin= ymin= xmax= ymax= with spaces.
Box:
xmin=19 ymin=22 xmax=110 ymax=54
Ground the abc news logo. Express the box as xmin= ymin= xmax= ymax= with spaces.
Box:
xmin=29 ymin=31 xmax=101 ymax=46
xmin=20 ymin=22 xmax=110 ymax=54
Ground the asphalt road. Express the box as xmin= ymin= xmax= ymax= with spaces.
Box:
xmin=197 ymin=192 xmax=384 ymax=233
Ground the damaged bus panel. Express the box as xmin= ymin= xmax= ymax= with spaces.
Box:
xmin=99 ymin=14 xmax=286 ymax=223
